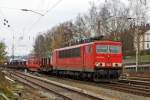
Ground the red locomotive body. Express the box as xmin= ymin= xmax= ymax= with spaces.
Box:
xmin=26 ymin=57 xmax=40 ymax=71
xmin=51 ymin=41 xmax=122 ymax=81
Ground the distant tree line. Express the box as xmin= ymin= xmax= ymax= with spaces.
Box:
xmin=0 ymin=42 xmax=6 ymax=64
xmin=33 ymin=0 xmax=150 ymax=57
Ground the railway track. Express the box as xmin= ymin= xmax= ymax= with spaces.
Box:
xmin=36 ymin=73 xmax=150 ymax=97
xmin=4 ymin=69 xmax=150 ymax=99
xmin=119 ymin=76 xmax=150 ymax=87
xmin=8 ymin=71 xmax=110 ymax=100
xmin=104 ymin=81 xmax=150 ymax=97
xmin=124 ymin=76 xmax=150 ymax=82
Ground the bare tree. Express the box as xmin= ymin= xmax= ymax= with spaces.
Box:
xmin=78 ymin=1 xmax=131 ymax=37
xmin=0 ymin=42 xmax=6 ymax=64
xmin=32 ymin=0 xmax=149 ymax=60
xmin=74 ymin=14 xmax=90 ymax=38
xmin=124 ymin=0 xmax=150 ymax=69
xmin=33 ymin=34 xmax=46 ymax=57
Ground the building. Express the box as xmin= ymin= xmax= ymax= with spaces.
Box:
xmin=143 ymin=30 xmax=150 ymax=50
xmin=133 ymin=30 xmax=150 ymax=51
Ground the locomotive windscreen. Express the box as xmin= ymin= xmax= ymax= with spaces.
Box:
xmin=96 ymin=45 xmax=121 ymax=54
xmin=96 ymin=45 xmax=108 ymax=53
xmin=109 ymin=46 xmax=121 ymax=53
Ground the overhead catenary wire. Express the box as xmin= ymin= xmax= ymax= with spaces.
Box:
xmin=27 ymin=0 xmax=63 ymax=34
xmin=0 ymin=0 xmax=63 ymax=56
xmin=22 ymin=0 xmax=51 ymax=35
xmin=45 ymin=0 xmax=63 ymax=15
xmin=0 ymin=6 xmax=48 ymax=12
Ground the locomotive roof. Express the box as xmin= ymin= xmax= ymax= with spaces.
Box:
xmin=10 ymin=59 xmax=26 ymax=62
xmin=55 ymin=41 xmax=121 ymax=51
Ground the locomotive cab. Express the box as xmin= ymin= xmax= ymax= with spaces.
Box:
xmin=93 ymin=41 xmax=122 ymax=80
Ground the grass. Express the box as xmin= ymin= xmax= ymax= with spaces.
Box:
xmin=0 ymin=70 xmax=13 ymax=99
xmin=0 ymin=96 xmax=5 ymax=100
xmin=124 ymin=54 xmax=150 ymax=63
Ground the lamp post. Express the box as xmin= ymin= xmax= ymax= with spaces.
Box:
xmin=127 ymin=17 xmax=143 ymax=72
xmin=21 ymin=9 xmax=44 ymax=16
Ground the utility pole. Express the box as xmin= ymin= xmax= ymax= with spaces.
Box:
xmin=129 ymin=17 xmax=145 ymax=72
xmin=12 ymin=32 xmax=15 ymax=60
xmin=127 ymin=17 xmax=140 ymax=72
xmin=135 ymin=28 xmax=139 ymax=72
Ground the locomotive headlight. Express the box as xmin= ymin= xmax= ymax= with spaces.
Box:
xmin=95 ymin=62 xmax=105 ymax=67
xmin=113 ymin=63 xmax=122 ymax=67
xmin=95 ymin=62 xmax=100 ymax=67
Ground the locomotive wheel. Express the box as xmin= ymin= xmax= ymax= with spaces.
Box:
xmin=93 ymin=71 xmax=99 ymax=82
xmin=93 ymin=70 xmax=109 ymax=82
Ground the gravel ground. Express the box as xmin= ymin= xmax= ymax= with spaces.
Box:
xmin=12 ymin=81 xmax=53 ymax=100
xmin=4 ymin=72 xmax=55 ymax=100
xmin=4 ymin=69 xmax=150 ymax=100
xmin=42 ymin=75 xmax=150 ymax=100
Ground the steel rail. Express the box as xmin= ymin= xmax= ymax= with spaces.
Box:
xmin=37 ymin=73 xmax=150 ymax=97
xmin=10 ymin=71 xmax=105 ymax=100
xmin=10 ymin=72 xmax=72 ymax=100
xmin=6 ymin=69 xmax=150 ymax=98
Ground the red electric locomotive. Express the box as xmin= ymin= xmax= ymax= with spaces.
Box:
xmin=51 ymin=41 xmax=122 ymax=81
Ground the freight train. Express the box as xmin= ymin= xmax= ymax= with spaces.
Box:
xmin=7 ymin=59 xmax=26 ymax=69
xmin=25 ymin=40 xmax=123 ymax=81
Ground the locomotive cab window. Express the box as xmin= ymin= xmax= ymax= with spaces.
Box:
xmin=109 ymin=46 xmax=121 ymax=54
xmin=96 ymin=45 xmax=108 ymax=53
xmin=96 ymin=45 xmax=121 ymax=54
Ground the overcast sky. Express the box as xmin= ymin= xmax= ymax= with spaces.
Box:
xmin=0 ymin=0 xmax=103 ymax=56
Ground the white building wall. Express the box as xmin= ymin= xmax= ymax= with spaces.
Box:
xmin=144 ymin=30 xmax=150 ymax=50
